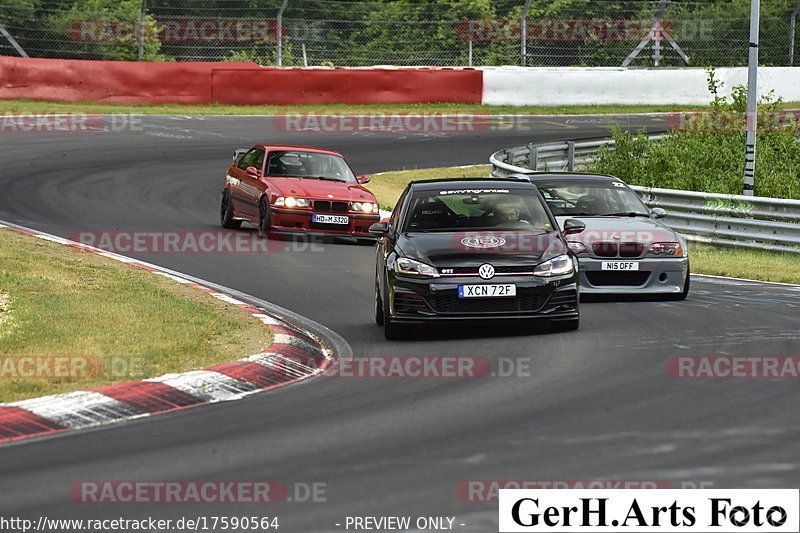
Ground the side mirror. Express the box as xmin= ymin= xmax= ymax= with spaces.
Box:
xmin=368 ymin=221 xmax=389 ymax=236
xmin=650 ymin=207 xmax=667 ymax=219
xmin=233 ymin=148 xmax=248 ymax=162
xmin=357 ymin=175 xmax=371 ymax=184
xmin=562 ymin=219 xmax=586 ymax=235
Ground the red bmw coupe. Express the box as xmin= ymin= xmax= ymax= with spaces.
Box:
xmin=220 ymin=145 xmax=380 ymax=242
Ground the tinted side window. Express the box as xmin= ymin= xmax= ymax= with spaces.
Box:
xmin=237 ymin=148 xmax=265 ymax=171
xmin=390 ymin=186 xmax=411 ymax=231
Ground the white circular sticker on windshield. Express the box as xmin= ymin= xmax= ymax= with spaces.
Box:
xmin=461 ymin=236 xmax=507 ymax=249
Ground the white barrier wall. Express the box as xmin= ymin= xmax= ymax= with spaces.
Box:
xmin=481 ymin=67 xmax=800 ymax=106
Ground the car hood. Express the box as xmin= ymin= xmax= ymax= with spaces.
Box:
xmin=396 ymin=231 xmax=567 ymax=267
xmin=270 ymin=178 xmax=375 ymax=202
xmin=556 ymin=216 xmax=682 ymax=243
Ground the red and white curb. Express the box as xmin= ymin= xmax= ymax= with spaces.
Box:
xmin=0 ymin=223 xmax=332 ymax=442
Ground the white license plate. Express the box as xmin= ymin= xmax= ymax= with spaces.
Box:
xmin=601 ymin=261 xmax=640 ymax=271
xmin=458 ymin=284 xmax=516 ymax=298
xmin=312 ymin=214 xmax=349 ymax=225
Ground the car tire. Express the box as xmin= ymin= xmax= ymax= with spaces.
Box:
xmin=220 ymin=191 xmax=242 ymax=229
xmin=382 ymin=287 xmax=405 ymax=340
xmin=551 ymin=317 xmax=580 ymax=332
xmin=357 ymin=238 xmax=376 ymax=246
xmin=257 ymin=198 xmax=271 ymax=238
xmin=665 ymin=266 xmax=690 ymax=301
xmin=374 ymin=278 xmax=384 ymax=326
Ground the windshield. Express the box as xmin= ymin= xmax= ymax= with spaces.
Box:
xmin=536 ymin=180 xmax=649 ymax=217
xmin=265 ymin=150 xmax=357 ymax=183
xmin=402 ymin=188 xmax=554 ymax=232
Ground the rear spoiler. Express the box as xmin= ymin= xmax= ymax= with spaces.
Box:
xmin=232 ymin=148 xmax=248 ymax=162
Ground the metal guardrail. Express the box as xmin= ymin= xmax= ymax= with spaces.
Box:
xmin=490 ymin=135 xmax=664 ymax=175
xmin=490 ymin=136 xmax=800 ymax=254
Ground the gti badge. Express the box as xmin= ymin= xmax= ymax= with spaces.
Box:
xmin=461 ymin=236 xmax=507 ymax=249
xmin=478 ymin=263 xmax=495 ymax=280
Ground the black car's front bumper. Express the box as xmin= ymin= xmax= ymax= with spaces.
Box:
xmin=386 ymin=273 xmax=579 ymax=324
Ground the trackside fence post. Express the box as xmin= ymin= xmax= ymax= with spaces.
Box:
xmin=567 ymin=141 xmax=575 ymax=171
xmin=527 ymin=143 xmax=538 ymax=170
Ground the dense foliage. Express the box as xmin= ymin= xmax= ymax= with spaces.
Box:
xmin=1 ymin=0 xmax=798 ymax=66
xmin=590 ymin=69 xmax=800 ymax=199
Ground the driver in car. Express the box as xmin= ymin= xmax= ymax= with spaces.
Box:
xmin=493 ymin=198 xmax=524 ymax=222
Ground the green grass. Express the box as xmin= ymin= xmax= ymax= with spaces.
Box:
xmin=366 ymin=166 xmax=800 ymax=285
xmin=2 ymin=99 xmax=800 ymax=116
xmin=0 ymin=230 xmax=273 ymax=402
xmin=366 ymin=165 xmax=490 ymax=211
xmin=689 ymin=244 xmax=800 ymax=284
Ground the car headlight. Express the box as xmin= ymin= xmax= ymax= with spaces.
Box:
xmin=395 ymin=257 xmax=439 ymax=278
xmin=352 ymin=202 xmax=376 ymax=213
xmin=274 ymin=197 xmax=308 ymax=208
xmin=649 ymin=242 xmax=684 ymax=256
xmin=567 ymin=241 xmax=587 ymax=254
xmin=534 ymin=254 xmax=575 ymax=277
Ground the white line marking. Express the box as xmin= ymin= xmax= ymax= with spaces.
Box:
xmin=10 ymin=391 xmax=143 ymax=428
xmin=145 ymin=370 xmax=257 ymax=402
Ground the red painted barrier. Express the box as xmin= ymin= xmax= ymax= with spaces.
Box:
xmin=0 ymin=57 xmax=482 ymax=105
xmin=211 ymin=67 xmax=483 ymax=105
xmin=0 ymin=57 xmax=256 ymax=104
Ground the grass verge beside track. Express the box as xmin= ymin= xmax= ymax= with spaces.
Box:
xmin=367 ymin=165 xmax=490 ymax=211
xmin=688 ymin=244 xmax=800 ymax=285
xmin=0 ymin=229 xmax=273 ymax=402
xmin=367 ymin=167 xmax=800 ymax=285
xmin=2 ymin=100 xmax=800 ymax=116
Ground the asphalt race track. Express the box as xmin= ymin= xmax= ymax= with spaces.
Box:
xmin=1 ymin=114 xmax=799 ymax=532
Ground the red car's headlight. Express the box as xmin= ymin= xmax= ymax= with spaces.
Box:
xmin=352 ymin=202 xmax=378 ymax=213
xmin=274 ymin=197 xmax=309 ymax=208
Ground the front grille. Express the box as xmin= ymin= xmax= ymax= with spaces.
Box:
xmin=592 ymin=242 xmax=618 ymax=257
xmin=313 ymin=200 xmax=348 ymax=213
xmin=548 ymin=289 xmax=578 ymax=310
xmin=586 ymin=271 xmax=650 ymax=286
xmin=619 ymin=242 xmax=645 ymax=258
xmin=592 ymin=241 xmax=645 ymax=258
xmin=446 ymin=265 xmax=534 ymax=275
xmin=393 ymin=293 xmax=432 ymax=314
xmin=427 ymin=290 xmax=550 ymax=314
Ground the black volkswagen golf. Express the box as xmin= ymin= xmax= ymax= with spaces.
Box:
xmin=369 ymin=178 xmax=586 ymax=339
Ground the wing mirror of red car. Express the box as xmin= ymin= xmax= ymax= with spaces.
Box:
xmin=562 ymin=219 xmax=586 ymax=235
xmin=368 ymin=221 xmax=389 ymax=236
xmin=357 ymin=175 xmax=371 ymax=184
xmin=246 ymin=166 xmax=261 ymax=178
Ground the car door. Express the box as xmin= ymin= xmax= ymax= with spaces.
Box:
xmin=379 ymin=186 xmax=410 ymax=293
xmin=230 ymin=148 xmax=266 ymax=218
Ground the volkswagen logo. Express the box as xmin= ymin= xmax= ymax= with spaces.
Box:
xmin=478 ymin=263 xmax=495 ymax=280
xmin=461 ymin=236 xmax=506 ymax=249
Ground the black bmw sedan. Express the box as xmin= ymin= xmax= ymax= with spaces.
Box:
xmin=369 ymin=178 xmax=586 ymax=339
